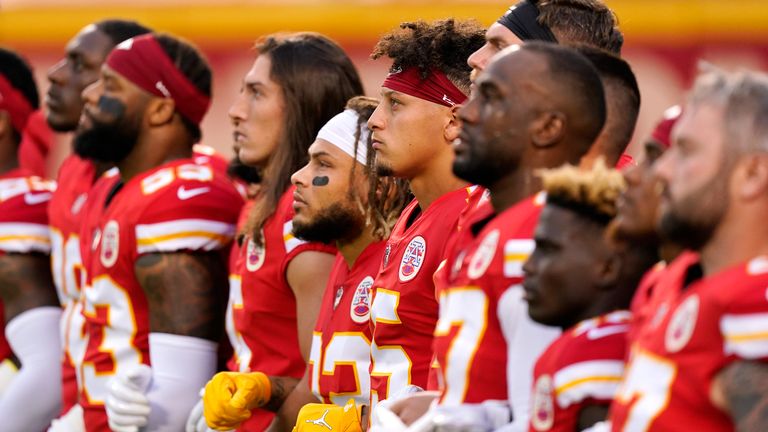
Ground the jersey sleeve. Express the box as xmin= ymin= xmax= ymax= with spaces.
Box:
xmin=719 ymin=265 xmax=768 ymax=362
xmin=0 ymin=177 xmax=55 ymax=254
xmin=134 ymin=176 xmax=243 ymax=256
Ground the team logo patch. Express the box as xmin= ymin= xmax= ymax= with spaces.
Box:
xmin=399 ymin=236 xmax=426 ymax=282
xmin=468 ymin=229 xmax=499 ymax=279
xmin=245 ymin=232 xmax=266 ymax=272
xmin=350 ymin=276 xmax=374 ymax=323
xmin=333 ymin=287 xmax=344 ymax=310
xmin=531 ymin=374 xmax=554 ymax=431
xmin=665 ymin=294 xmax=699 ymax=353
xmin=100 ymin=221 xmax=119 ymax=268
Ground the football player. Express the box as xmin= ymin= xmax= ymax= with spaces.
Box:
xmin=468 ymin=0 xmax=623 ymax=82
xmin=365 ymin=18 xmax=484 ymax=410
xmin=398 ymin=43 xmax=609 ymax=431
xmin=187 ymin=33 xmax=364 ymax=432
xmin=0 ymin=46 xmax=61 ymax=431
xmin=69 ymin=33 xmax=243 ymax=431
xmin=522 ymin=162 xmax=657 ymax=432
xmin=202 ymin=97 xmax=409 ymax=431
xmin=45 ymin=20 xmax=152 ymax=430
xmin=609 ymin=69 xmax=768 ymax=431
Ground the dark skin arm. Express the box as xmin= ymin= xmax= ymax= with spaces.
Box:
xmin=134 ymin=252 xmax=227 ymax=340
xmin=576 ymin=403 xmax=610 ymax=431
xmin=0 ymin=253 xmax=59 ymax=324
xmin=714 ymin=360 xmax=768 ymax=432
xmin=267 ymin=374 xmax=319 ymax=431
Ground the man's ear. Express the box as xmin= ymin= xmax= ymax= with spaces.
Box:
xmin=444 ymin=104 xmax=463 ymax=143
xmin=531 ymin=111 xmax=566 ymax=149
xmin=146 ymin=98 xmax=176 ymax=127
xmin=736 ymin=153 xmax=768 ymax=201
xmin=597 ymin=252 xmax=622 ymax=291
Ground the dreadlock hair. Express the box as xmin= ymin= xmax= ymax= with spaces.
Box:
xmin=245 ymin=33 xmax=364 ymax=243
xmin=539 ymin=158 xmax=625 ymax=225
xmin=371 ymin=18 xmax=486 ymax=95
xmin=154 ymin=33 xmax=212 ymax=143
xmin=345 ymin=96 xmax=411 ymax=240
xmin=0 ymin=47 xmax=39 ymax=143
xmin=536 ymin=0 xmax=623 ymax=54
xmin=94 ymin=19 xmax=152 ymax=46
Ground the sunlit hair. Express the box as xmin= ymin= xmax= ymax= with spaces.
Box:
xmin=688 ymin=65 xmax=768 ymax=155
xmin=345 ymin=96 xmax=411 ymax=239
xmin=371 ymin=18 xmax=485 ymax=95
xmin=245 ymin=32 xmax=363 ymax=243
xmin=537 ymin=0 xmax=623 ymax=54
xmin=540 ymin=158 xmax=625 ymax=224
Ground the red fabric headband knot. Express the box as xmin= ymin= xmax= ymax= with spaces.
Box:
xmin=382 ymin=66 xmax=467 ymax=108
xmin=0 ymin=74 xmax=34 ymax=134
xmin=106 ymin=34 xmax=211 ymax=125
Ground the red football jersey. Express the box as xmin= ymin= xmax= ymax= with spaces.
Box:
xmin=308 ymin=241 xmax=385 ymax=406
xmin=78 ymin=159 xmax=242 ymax=431
xmin=433 ymin=193 xmax=559 ymax=416
xmin=0 ymin=168 xmax=55 ymax=364
xmin=49 ymin=155 xmax=97 ymax=414
xmin=625 ymin=262 xmax=667 ymax=350
xmin=226 ymin=187 xmax=336 ymax=431
xmin=369 ymin=187 xmax=472 ymax=406
xmin=529 ymin=311 xmax=630 ymax=432
xmin=610 ymin=252 xmax=768 ymax=432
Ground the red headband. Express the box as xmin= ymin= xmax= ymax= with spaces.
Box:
xmin=382 ymin=67 xmax=467 ymax=108
xmin=0 ymin=74 xmax=34 ymax=133
xmin=650 ymin=105 xmax=683 ymax=149
xmin=106 ymin=34 xmax=211 ymax=125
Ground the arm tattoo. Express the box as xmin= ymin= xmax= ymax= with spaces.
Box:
xmin=265 ymin=376 xmax=300 ymax=412
xmin=0 ymin=253 xmax=58 ymax=323
xmin=135 ymin=252 xmax=228 ymax=341
xmin=720 ymin=360 xmax=768 ymax=432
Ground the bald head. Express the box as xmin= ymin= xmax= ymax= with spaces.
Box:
xmin=455 ymin=42 xmax=606 ymax=188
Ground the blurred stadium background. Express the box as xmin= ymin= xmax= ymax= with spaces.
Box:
xmin=2 ymin=0 xmax=767 ymax=160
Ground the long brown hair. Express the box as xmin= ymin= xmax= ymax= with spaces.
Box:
xmin=247 ymin=32 xmax=363 ymax=242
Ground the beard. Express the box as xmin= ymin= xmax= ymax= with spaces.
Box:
xmin=293 ymin=202 xmax=364 ymax=245
xmin=74 ymin=97 xmax=140 ymax=164
xmin=658 ymin=168 xmax=729 ymax=250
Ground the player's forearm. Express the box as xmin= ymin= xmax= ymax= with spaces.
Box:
xmin=0 ymin=307 xmax=62 ymax=431
xmin=268 ymin=375 xmax=319 ymax=430
xmin=145 ymin=333 xmax=217 ymax=431
xmin=264 ymin=376 xmax=302 ymax=412
xmin=717 ymin=360 xmax=768 ymax=432
xmin=0 ymin=253 xmax=59 ymax=322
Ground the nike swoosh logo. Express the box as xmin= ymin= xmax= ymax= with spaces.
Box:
xmin=24 ymin=192 xmax=52 ymax=205
xmin=177 ymin=186 xmax=210 ymax=200
xmin=587 ymin=324 xmax=629 ymax=340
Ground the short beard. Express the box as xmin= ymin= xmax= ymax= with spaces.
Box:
xmin=658 ymin=168 xmax=730 ymax=251
xmin=293 ymin=202 xmax=365 ymax=245
xmin=376 ymin=162 xmax=394 ymax=177
xmin=74 ymin=99 xmax=140 ymax=164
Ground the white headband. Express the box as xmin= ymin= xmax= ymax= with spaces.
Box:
xmin=316 ymin=109 xmax=370 ymax=165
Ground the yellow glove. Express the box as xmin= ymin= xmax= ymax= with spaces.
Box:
xmin=292 ymin=399 xmax=364 ymax=432
xmin=203 ymin=371 xmax=271 ymax=431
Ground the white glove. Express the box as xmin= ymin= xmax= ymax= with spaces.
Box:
xmin=105 ymin=364 xmax=153 ymax=432
xmin=581 ymin=421 xmax=611 ymax=432
xmin=185 ymin=388 xmax=226 ymax=432
xmin=47 ymin=404 xmax=86 ymax=432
